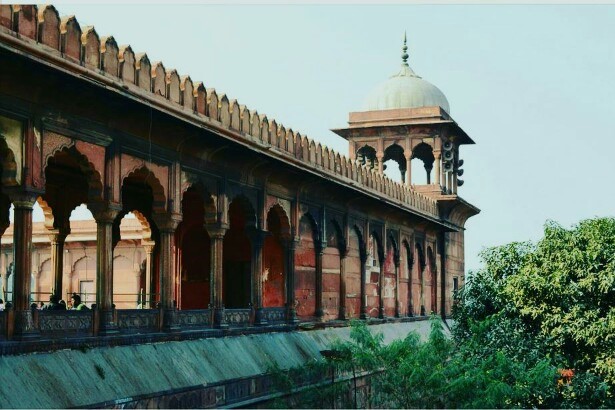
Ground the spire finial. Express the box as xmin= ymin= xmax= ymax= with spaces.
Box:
xmin=401 ymin=31 xmax=409 ymax=66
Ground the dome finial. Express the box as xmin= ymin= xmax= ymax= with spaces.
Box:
xmin=401 ymin=31 xmax=409 ymax=66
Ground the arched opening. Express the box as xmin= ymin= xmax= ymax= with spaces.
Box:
xmin=262 ymin=205 xmax=290 ymax=308
xmin=323 ymin=220 xmax=343 ymax=320
xmin=383 ymin=144 xmax=406 ymax=183
xmin=415 ymin=243 xmax=426 ymax=316
xmin=115 ymin=167 xmax=164 ymax=308
xmin=366 ymin=232 xmax=383 ymax=318
xmin=294 ymin=213 xmax=318 ymax=319
xmin=176 ymin=186 xmax=213 ymax=310
xmin=410 ymin=143 xmax=434 ymax=185
xmin=426 ymin=246 xmax=437 ymax=314
xmin=40 ymin=146 xmax=102 ymax=304
xmin=223 ymin=196 xmax=254 ymax=309
xmin=60 ymin=204 xmax=96 ymax=307
xmin=71 ymin=255 xmax=96 ymax=307
xmin=383 ymin=235 xmax=397 ymax=317
xmin=402 ymin=240 xmax=413 ymax=317
xmin=346 ymin=226 xmax=363 ymax=319
xmin=355 ymin=145 xmax=377 ymax=170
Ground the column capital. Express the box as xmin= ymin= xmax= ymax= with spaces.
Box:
xmin=152 ymin=213 xmax=182 ymax=233
xmin=89 ymin=202 xmax=121 ymax=223
xmin=10 ymin=193 xmax=38 ymax=209
xmin=141 ymin=240 xmax=155 ymax=253
xmin=205 ymin=223 xmax=229 ymax=239
xmin=48 ymin=229 xmax=69 ymax=243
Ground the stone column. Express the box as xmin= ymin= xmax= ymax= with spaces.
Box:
xmin=394 ymin=257 xmax=401 ymax=318
xmin=12 ymin=195 xmax=38 ymax=339
xmin=206 ymin=225 xmax=227 ymax=328
xmin=338 ymin=248 xmax=348 ymax=320
xmin=154 ymin=214 xmax=181 ymax=331
xmin=434 ymin=152 xmax=441 ymax=187
xmin=49 ymin=230 xmax=68 ymax=300
xmin=93 ymin=206 xmax=120 ymax=335
xmin=315 ymin=246 xmax=325 ymax=321
xmin=378 ymin=260 xmax=386 ymax=319
xmin=405 ymin=153 xmax=412 ymax=186
xmin=142 ymin=241 xmax=155 ymax=308
xmin=360 ymin=254 xmax=368 ymax=320
xmin=285 ymin=238 xmax=299 ymax=324
xmin=251 ymin=229 xmax=268 ymax=326
xmin=376 ymin=152 xmax=384 ymax=175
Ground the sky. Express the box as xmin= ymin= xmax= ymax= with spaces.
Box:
xmin=20 ymin=4 xmax=615 ymax=271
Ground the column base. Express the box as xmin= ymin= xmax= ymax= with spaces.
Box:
xmin=337 ymin=307 xmax=346 ymax=321
xmin=13 ymin=309 xmax=40 ymax=341
xmin=163 ymin=308 xmax=181 ymax=332
xmin=253 ymin=307 xmax=268 ymax=326
xmin=287 ymin=307 xmax=300 ymax=324
xmin=420 ymin=305 xmax=426 ymax=316
xmin=214 ymin=307 xmax=228 ymax=329
xmin=98 ymin=309 xmax=119 ymax=336
xmin=394 ymin=301 xmax=401 ymax=318
xmin=315 ymin=309 xmax=325 ymax=323
xmin=378 ymin=307 xmax=386 ymax=320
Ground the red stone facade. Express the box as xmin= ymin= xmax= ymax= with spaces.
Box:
xmin=0 ymin=4 xmax=478 ymax=341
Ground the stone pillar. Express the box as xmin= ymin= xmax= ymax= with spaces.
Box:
xmin=360 ymin=253 xmax=368 ymax=320
xmin=206 ymin=225 xmax=227 ymax=328
xmin=434 ymin=152 xmax=441 ymax=187
xmin=378 ymin=260 xmax=385 ymax=319
xmin=338 ymin=249 xmax=348 ymax=320
xmin=376 ymin=152 xmax=384 ymax=175
xmin=12 ymin=195 xmax=38 ymax=339
xmin=405 ymin=153 xmax=412 ymax=186
xmin=49 ymin=230 xmax=68 ymax=300
xmin=142 ymin=241 xmax=155 ymax=308
xmin=154 ymin=214 xmax=181 ymax=331
xmin=315 ymin=246 xmax=324 ymax=321
xmin=251 ymin=229 xmax=268 ymax=326
xmin=93 ymin=206 xmax=120 ymax=335
xmin=394 ymin=257 xmax=401 ymax=318
xmin=285 ymin=238 xmax=299 ymax=324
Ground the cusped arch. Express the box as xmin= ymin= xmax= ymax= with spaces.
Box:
xmin=131 ymin=210 xmax=153 ymax=241
xmin=328 ymin=218 xmax=346 ymax=253
xmin=370 ymin=230 xmax=384 ymax=264
xmin=266 ymin=203 xmax=291 ymax=238
xmin=122 ymin=166 xmax=167 ymax=214
xmin=299 ymin=211 xmax=320 ymax=245
xmin=0 ymin=138 xmax=18 ymax=187
xmin=412 ymin=142 xmax=435 ymax=166
xmin=182 ymin=182 xmax=217 ymax=225
xmin=227 ymin=194 xmax=257 ymax=229
xmin=45 ymin=145 xmax=104 ymax=200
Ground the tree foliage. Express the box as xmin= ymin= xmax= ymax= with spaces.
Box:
xmin=270 ymin=217 xmax=615 ymax=408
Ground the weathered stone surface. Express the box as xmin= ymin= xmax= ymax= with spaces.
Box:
xmin=0 ymin=321 xmax=439 ymax=408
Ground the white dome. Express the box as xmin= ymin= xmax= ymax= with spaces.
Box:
xmin=362 ymin=36 xmax=450 ymax=113
xmin=363 ymin=65 xmax=450 ymax=113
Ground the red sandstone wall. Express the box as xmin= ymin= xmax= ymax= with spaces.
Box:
xmin=322 ymin=245 xmax=340 ymax=321
xmin=294 ymin=217 xmax=316 ymax=318
xmin=345 ymin=229 xmax=362 ymax=319
xmin=262 ymin=236 xmax=285 ymax=308
xmin=383 ymin=247 xmax=396 ymax=317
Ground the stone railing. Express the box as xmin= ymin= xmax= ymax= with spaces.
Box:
xmin=116 ymin=309 xmax=159 ymax=331
xmin=38 ymin=309 xmax=93 ymax=336
xmin=224 ymin=309 xmax=252 ymax=327
xmin=261 ymin=307 xmax=286 ymax=324
xmin=0 ymin=5 xmax=440 ymax=220
xmin=176 ymin=309 xmax=212 ymax=328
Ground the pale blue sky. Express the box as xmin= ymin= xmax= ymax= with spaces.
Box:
xmin=37 ymin=4 xmax=615 ymax=271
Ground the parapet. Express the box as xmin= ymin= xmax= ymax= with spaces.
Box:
xmin=0 ymin=4 xmax=447 ymax=223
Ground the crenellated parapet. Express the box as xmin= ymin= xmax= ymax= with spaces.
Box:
xmin=0 ymin=4 xmax=443 ymax=222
